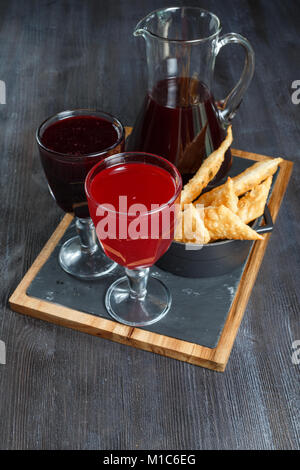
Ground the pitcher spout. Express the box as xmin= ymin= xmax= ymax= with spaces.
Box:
xmin=133 ymin=17 xmax=150 ymax=38
xmin=133 ymin=27 xmax=146 ymax=38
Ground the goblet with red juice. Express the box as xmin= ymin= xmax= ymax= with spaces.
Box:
xmin=85 ymin=152 xmax=182 ymax=326
xmin=36 ymin=109 xmax=125 ymax=279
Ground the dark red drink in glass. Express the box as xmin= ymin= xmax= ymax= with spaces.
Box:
xmin=36 ymin=109 xmax=125 ymax=279
xmin=38 ymin=112 xmax=124 ymax=218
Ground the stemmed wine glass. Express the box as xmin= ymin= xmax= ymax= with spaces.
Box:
xmin=85 ymin=152 xmax=182 ymax=326
xmin=36 ymin=109 xmax=125 ymax=279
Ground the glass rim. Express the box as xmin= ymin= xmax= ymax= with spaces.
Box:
xmin=85 ymin=152 xmax=182 ymax=216
xmin=36 ymin=108 xmax=125 ymax=160
xmin=135 ymin=6 xmax=221 ymax=44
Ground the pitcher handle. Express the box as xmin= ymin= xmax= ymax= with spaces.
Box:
xmin=215 ymin=33 xmax=255 ymax=124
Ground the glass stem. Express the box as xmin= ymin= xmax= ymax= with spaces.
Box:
xmin=75 ymin=217 xmax=98 ymax=255
xmin=125 ymin=267 xmax=150 ymax=301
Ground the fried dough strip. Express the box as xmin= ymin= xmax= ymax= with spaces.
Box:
xmin=210 ymin=177 xmax=239 ymax=213
xmin=204 ymin=205 xmax=263 ymax=241
xmin=180 ymin=126 xmax=233 ymax=208
xmin=237 ymin=176 xmax=272 ymax=224
xmin=195 ymin=157 xmax=282 ymax=207
xmin=175 ymin=204 xmax=210 ymax=244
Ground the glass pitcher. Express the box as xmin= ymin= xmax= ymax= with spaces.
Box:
xmin=127 ymin=6 xmax=255 ymax=183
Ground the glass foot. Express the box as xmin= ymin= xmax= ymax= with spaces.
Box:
xmin=105 ymin=275 xmax=171 ymax=326
xmin=59 ymin=236 xmax=117 ymax=280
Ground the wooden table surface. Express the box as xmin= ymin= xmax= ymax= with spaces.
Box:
xmin=0 ymin=0 xmax=299 ymax=450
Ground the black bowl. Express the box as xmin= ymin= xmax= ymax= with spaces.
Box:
xmin=156 ymin=206 xmax=274 ymax=278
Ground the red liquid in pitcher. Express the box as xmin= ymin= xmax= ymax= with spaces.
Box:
xmin=88 ymin=162 xmax=179 ymax=269
xmin=127 ymin=77 xmax=232 ymax=182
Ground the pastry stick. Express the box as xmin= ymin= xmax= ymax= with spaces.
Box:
xmin=175 ymin=204 xmax=210 ymax=244
xmin=237 ymin=176 xmax=272 ymax=224
xmin=209 ymin=177 xmax=239 ymax=214
xmin=204 ymin=205 xmax=263 ymax=241
xmin=196 ymin=157 xmax=282 ymax=207
xmin=180 ymin=126 xmax=233 ymax=208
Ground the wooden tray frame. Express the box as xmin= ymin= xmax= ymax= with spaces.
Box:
xmin=9 ymin=137 xmax=293 ymax=371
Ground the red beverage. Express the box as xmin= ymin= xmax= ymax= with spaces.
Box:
xmin=127 ymin=77 xmax=232 ymax=183
xmin=87 ymin=162 xmax=179 ymax=269
xmin=42 ymin=115 xmax=119 ymax=155
xmin=38 ymin=114 xmax=124 ymax=218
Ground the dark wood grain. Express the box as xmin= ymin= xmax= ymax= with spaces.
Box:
xmin=0 ymin=0 xmax=299 ymax=450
